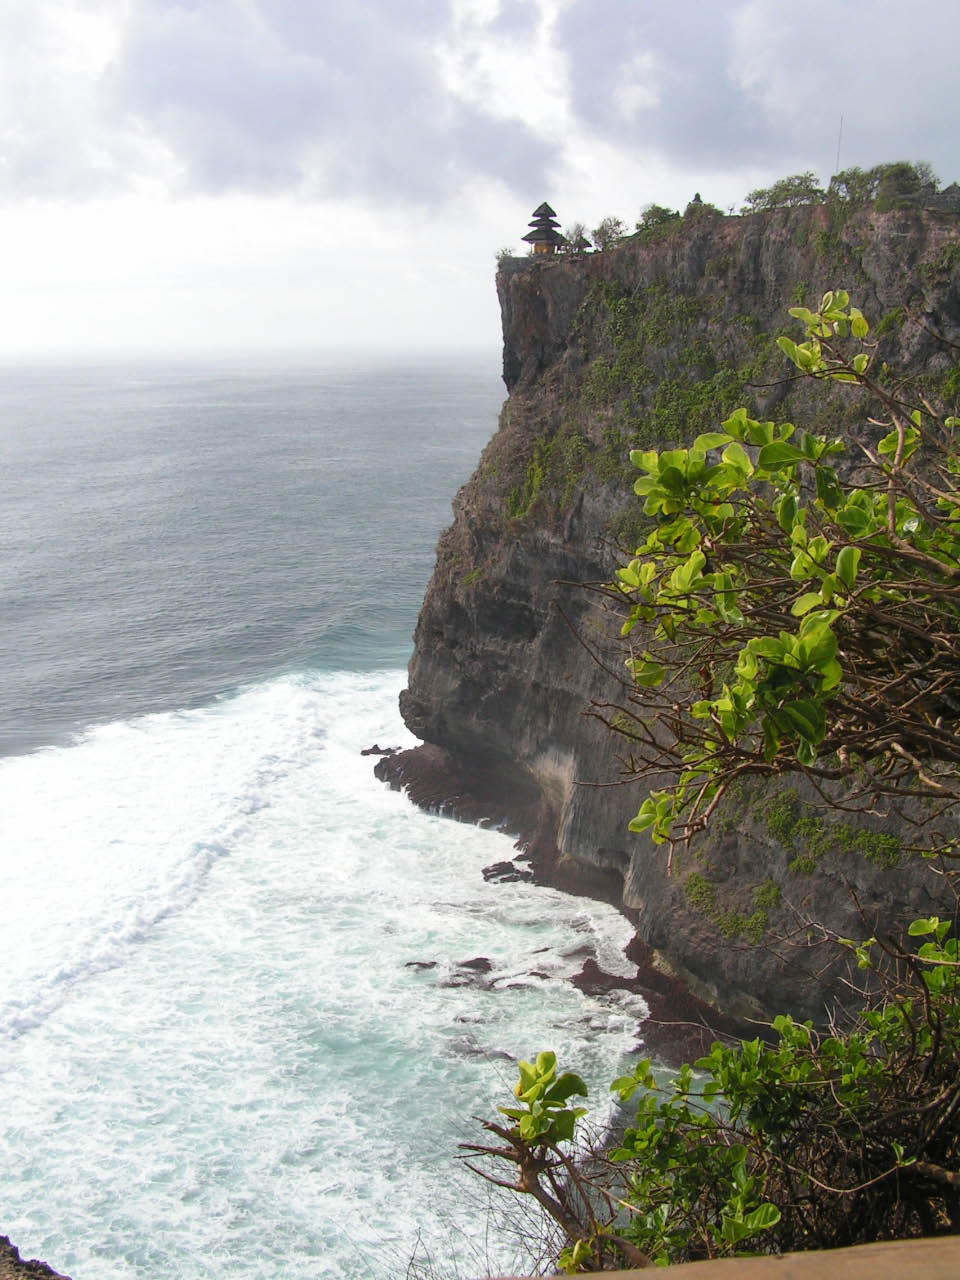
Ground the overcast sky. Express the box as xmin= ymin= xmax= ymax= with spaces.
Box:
xmin=2 ymin=0 xmax=958 ymax=357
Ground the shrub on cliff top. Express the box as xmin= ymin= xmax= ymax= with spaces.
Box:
xmin=743 ymin=171 xmax=825 ymax=212
xmin=591 ymin=215 xmax=626 ymax=251
xmin=828 ymin=161 xmax=940 ymax=209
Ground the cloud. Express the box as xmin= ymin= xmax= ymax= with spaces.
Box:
xmin=490 ymin=0 xmax=541 ymax=36
xmin=555 ymin=0 xmax=960 ymax=189
xmin=729 ymin=1 xmax=960 ymax=183
xmin=107 ymin=0 xmax=557 ymax=201
xmin=4 ymin=0 xmax=958 ymax=212
xmin=0 ymin=0 xmax=557 ymax=203
xmin=0 ymin=0 xmax=147 ymax=198
xmin=555 ymin=1 xmax=775 ymax=171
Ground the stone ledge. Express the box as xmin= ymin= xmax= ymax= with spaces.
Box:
xmin=496 ymin=1234 xmax=960 ymax=1279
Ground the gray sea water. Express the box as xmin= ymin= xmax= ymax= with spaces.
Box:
xmin=0 ymin=357 xmax=643 ymax=1279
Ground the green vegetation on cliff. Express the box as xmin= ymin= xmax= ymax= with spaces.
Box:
xmin=468 ymin=922 xmax=960 ymax=1270
xmin=607 ymin=290 xmax=960 ymax=848
xmin=582 ymin=282 xmax=774 ymax=446
xmin=466 ymin=289 xmax=960 ymax=1271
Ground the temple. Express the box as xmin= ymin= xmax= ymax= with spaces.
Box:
xmin=521 ymin=202 xmax=566 ymax=254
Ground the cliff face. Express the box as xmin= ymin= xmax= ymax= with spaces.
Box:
xmin=386 ymin=203 xmax=960 ymax=1020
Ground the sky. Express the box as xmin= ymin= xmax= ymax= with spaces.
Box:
xmin=2 ymin=0 xmax=959 ymax=357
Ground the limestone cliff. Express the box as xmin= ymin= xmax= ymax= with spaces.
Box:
xmin=381 ymin=201 xmax=960 ymax=1021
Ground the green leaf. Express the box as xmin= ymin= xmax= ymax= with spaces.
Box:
xmin=815 ymin=465 xmax=842 ymax=509
xmin=791 ymin=591 xmax=824 ymax=616
xmin=908 ymin=917 xmax=941 ymax=936
xmin=657 ymin=465 xmax=686 ymax=494
xmin=836 ymin=503 xmax=871 ymax=536
xmin=836 ymin=545 xmax=861 ymax=589
xmin=820 ymin=657 xmax=843 ymax=691
xmin=722 ymin=407 xmax=750 ymax=438
xmin=877 ymin=429 xmax=900 ymax=457
xmin=745 ymin=418 xmax=778 ymax=447
xmin=744 ymin=1204 xmax=782 ymax=1232
xmin=776 ymin=493 xmax=798 ymax=532
xmin=800 ymin=624 xmax=838 ymax=667
xmin=781 ymin=699 xmax=826 ymax=743
xmin=546 ymin=1072 xmax=588 ymax=1103
xmin=800 ymin=433 xmax=820 ymax=460
xmin=631 ymin=658 xmax=667 ymax=687
xmin=747 ymin=636 xmax=786 ymax=660
xmin=693 ymin=431 xmax=732 ymax=451
xmin=535 ymin=1051 xmax=557 ymax=1077
xmin=758 ymin=441 xmax=805 ymax=468
xmin=629 ymin=800 xmax=658 ymax=833
xmin=777 ymin=335 xmax=800 ymax=365
xmin=850 ymin=307 xmax=870 ymax=338
xmin=722 ymin=440 xmax=755 ymax=476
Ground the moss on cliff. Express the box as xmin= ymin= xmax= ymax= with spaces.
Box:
xmin=764 ymin=790 xmax=903 ymax=874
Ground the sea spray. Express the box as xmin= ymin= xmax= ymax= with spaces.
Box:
xmin=0 ymin=357 xmax=644 ymax=1277
xmin=0 ymin=671 xmax=643 ymax=1278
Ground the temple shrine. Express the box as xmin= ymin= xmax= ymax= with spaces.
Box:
xmin=521 ymin=202 xmax=566 ymax=254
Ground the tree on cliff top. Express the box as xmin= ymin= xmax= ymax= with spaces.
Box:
xmin=561 ymin=221 xmax=591 ymax=253
xmin=591 ymin=215 xmax=626 ymax=251
xmin=828 ymin=161 xmax=940 ymax=208
xmin=743 ymin=171 xmax=824 ymax=211
xmin=744 ymin=162 xmax=939 ymax=214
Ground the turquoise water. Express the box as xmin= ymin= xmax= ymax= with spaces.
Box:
xmin=0 ymin=358 xmax=643 ymax=1278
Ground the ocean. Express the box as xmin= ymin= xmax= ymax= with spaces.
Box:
xmin=0 ymin=357 xmax=643 ymax=1279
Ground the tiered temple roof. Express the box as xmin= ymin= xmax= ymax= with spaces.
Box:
xmin=521 ymin=202 xmax=567 ymax=254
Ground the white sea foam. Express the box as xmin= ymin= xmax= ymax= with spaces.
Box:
xmin=0 ymin=671 xmax=644 ymax=1279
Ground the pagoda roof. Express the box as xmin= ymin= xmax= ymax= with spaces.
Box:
xmin=522 ymin=226 xmax=567 ymax=245
xmin=520 ymin=200 xmax=566 ymax=246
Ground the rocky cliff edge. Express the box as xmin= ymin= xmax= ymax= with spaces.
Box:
xmin=379 ymin=202 xmax=960 ymax=1022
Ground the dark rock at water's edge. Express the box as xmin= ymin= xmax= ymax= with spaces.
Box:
xmin=0 ymin=1237 xmax=70 ymax=1280
xmin=374 ymin=743 xmax=625 ymax=907
xmin=481 ymin=860 xmax=534 ymax=884
xmin=384 ymin=201 xmax=960 ymax=1025
xmin=580 ymin=937 xmax=767 ymax=1068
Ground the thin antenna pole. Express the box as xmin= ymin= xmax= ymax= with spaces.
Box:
xmin=835 ymin=114 xmax=844 ymax=176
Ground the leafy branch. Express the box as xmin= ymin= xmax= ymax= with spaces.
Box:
xmin=583 ymin=291 xmax=960 ymax=849
xmin=467 ymin=921 xmax=960 ymax=1270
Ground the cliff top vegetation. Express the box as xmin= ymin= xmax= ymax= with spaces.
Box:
xmin=497 ymin=161 xmax=958 ymax=262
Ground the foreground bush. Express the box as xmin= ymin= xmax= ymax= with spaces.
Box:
xmin=464 ymin=917 xmax=959 ymax=1271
